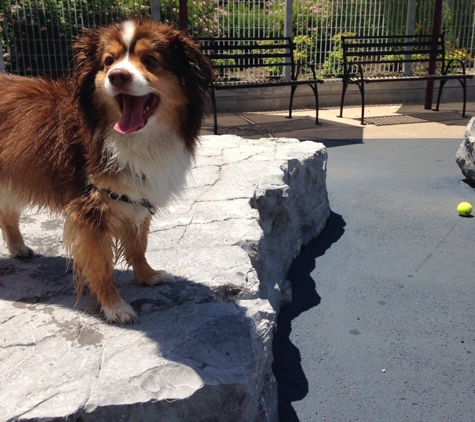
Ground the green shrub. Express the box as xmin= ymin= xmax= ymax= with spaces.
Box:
xmin=322 ymin=32 xmax=355 ymax=76
xmin=0 ymin=0 xmax=149 ymax=76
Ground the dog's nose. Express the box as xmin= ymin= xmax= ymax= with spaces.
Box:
xmin=108 ymin=69 xmax=132 ymax=87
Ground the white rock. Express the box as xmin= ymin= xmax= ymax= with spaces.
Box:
xmin=456 ymin=116 xmax=475 ymax=182
xmin=0 ymin=135 xmax=329 ymax=421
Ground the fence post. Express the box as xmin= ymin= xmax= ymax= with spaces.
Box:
xmin=151 ymin=0 xmax=161 ymax=21
xmin=283 ymin=0 xmax=293 ymax=79
xmin=179 ymin=0 xmax=188 ymax=31
xmin=0 ymin=42 xmax=4 ymax=73
xmin=424 ymin=0 xmax=443 ymax=110
xmin=403 ymin=0 xmax=417 ymax=76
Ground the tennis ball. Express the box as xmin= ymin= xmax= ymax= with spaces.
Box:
xmin=457 ymin=202 xmax=473 ymax=216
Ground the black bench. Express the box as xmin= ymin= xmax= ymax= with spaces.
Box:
xmin=195 ymin=36 xmax=324 ymax=134
xmin=338 ymin=34 xmax=473 ymax=124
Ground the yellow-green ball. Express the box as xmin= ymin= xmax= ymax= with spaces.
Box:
xmin=457 ymin=202 xmax=473 ymax=216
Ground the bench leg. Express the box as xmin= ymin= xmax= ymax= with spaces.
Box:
xmin=460 ymin=77 xmax=468 ymax=117
xmin=287 ymin=85 xmax=298 ymax=119
xmin=310 ymin=83 xmax=320 ymax=125
xmin=340 ymin=80 xmax=366 ymax=124
xmin=338 ymin=81 xmax=348 ymax=118
xmin=436 ymin=77 xmax=469 ymax=118
xmin=210 ymin=87 xmax=218 ymax=135
xmin=358 ymin=82 xmax=366 ymax=125
xmin=435 ymin=79 xmax=447 ymax=112
xmin=288 ymin=83 xmax=320 ymax=125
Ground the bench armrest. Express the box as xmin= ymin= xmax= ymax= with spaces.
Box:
xmin=342 ymin=62 xmax=364 ymax=81
xmin=443 ymin=58 xmax=468 ymax=75
xmin=293 ymin=62 xmax=318 ymax=80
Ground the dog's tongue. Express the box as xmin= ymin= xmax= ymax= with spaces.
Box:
xmin=114 ymin=94 xmax=149 ymax=134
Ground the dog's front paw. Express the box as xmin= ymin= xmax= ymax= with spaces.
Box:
xmin=11 ymin=244 xmax=34 ymax=259
xmin=102 ymin=301 xmax=138 ymax=324
xmin=135 ymin=270 xmax=174 ymax=286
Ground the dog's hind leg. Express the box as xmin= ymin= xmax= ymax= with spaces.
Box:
xmin=120 ymin=215 xmax=174 ymax=286
xmin=0 ymin=192 xmax=33 ymax=258
xmin=64 ymin=191 xmax=138 ymax=324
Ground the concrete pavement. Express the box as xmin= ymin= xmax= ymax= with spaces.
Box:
xmin=201 ymin=102 xmax=473 ymax=141
xmin=1 ymin=98 xmax=473 ymax=420
xmin=203 ymin=102 xmax=475 ymax=421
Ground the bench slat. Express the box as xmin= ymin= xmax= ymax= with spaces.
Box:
xmin=356 ymin=74 xmax=470 ymax=83
xmin=196 ymin=36 xmax=291 ymax=42
xmin=344 ymin=40 xmax=442 ymax=49
xmin=205 ymin=53 xmax=291 ymax=60
xmin=213 ymin=78 xmax=323 ymax=89
xmin=200 ymin=43 xmax=290 ymax=50
xmin=345 ymin=49 xmax=442 ymax=57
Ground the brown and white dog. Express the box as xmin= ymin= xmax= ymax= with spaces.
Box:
xmin=0 ymin=19 xmax=213 ymax=323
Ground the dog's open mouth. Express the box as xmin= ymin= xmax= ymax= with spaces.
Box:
xmin=114 ymin=93 xmax=159 ymax=134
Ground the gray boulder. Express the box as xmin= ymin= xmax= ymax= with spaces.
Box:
xmin=0 ymin=135 xmax=330 ymax=421
xmin=456 ymin=117 xmax=475 ymax=183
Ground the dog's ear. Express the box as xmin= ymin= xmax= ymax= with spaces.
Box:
xmin=72 ymin=27 xmax=106 ymax=100
xmin=72 ymin=27 xmax=108 ymax=132
xmin=73 ymin=28 xmax=102 ymax=83
xmin=172 ymin=31 xmax=214 ymax=147
xmin=174 ymin=31 xmax=214 ymax=93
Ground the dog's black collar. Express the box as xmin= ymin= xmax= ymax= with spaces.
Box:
xmin=105 ymin=188 xmax=157 ymax=215
xmin=83 ymin=184 xmax=156 ymax=215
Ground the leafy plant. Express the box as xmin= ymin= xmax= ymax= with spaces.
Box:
xmin=0 ymin=0 xmax=149 ymax=76
xmin=322 ymin=31 xmax=355 ymax=76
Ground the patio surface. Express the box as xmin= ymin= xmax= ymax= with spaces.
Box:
xmin=201 ymin=102 xmax=473 ymax=141
xmin=204 ymin=101 xmax=475 ymax=421
xmin=1 ymin=99 xmax=473 ymax=421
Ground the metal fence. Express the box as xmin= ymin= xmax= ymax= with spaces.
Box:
xmin=1 ymin=0 xmax=474 ymax=78
xmin=0 ymin=1 xmax=152 ymax=77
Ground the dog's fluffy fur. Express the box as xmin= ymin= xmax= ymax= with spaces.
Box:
xmin=0 ymin=19 xmax=213 ymax=323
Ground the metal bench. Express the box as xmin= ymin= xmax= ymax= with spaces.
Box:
xmin=195 ymin=36 xmax=324 ymax=134
xmin=338 ymin=34 xmax=473 ymax=124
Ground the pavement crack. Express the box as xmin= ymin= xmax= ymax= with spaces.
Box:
xmin=85 ymin=341 xmax=106 ymax=407
xmin=15 ymin=394 xmax=61 ymax=420
xmin=194 ymin=196 xmax=251 ymax=203
xmin=1 ymin=342 xmax=36 ymax=349
xmin=177 ymin=216 xmax=193 ymax=244
xmin=414 ymin=221 xmax=459 ymax=274
xmin=149 ymin=222 xmax=189 ymax=234
xmin=1 ymin=315 xmax=16 ymax=325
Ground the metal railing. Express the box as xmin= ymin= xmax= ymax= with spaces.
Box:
xmin=1 ymin=0 xmax=474 ymax=78
xmin=0 ymin=1 xmax=152 ymax=77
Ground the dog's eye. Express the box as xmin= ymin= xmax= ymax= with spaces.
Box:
xmin=143 ymin=55 xmax=159 ymax=68
xmin=104 ymin=56 xmax=115 ymax=67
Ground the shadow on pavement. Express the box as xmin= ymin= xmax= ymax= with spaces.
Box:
xmin=362 ymin=111 xmax=467 ymax=127
xmin=272 ymin=211 xmax=346 ymax=421
xmin=316 ymin=138 xmax=364 ymax=148
xmin=381 ymin=105 xmax=470 ymax=128
xmin=201 ymin=113 xmax=365 ymax=144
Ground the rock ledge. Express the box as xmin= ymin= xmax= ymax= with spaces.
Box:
xmin=0 ymin=135 xmax=329 ymax=422
xmin=456 ymin=116 xmax=475 ymax=183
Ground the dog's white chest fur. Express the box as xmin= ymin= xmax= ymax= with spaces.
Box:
xmin=101 ymin=123 xmax=192 ymax=211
